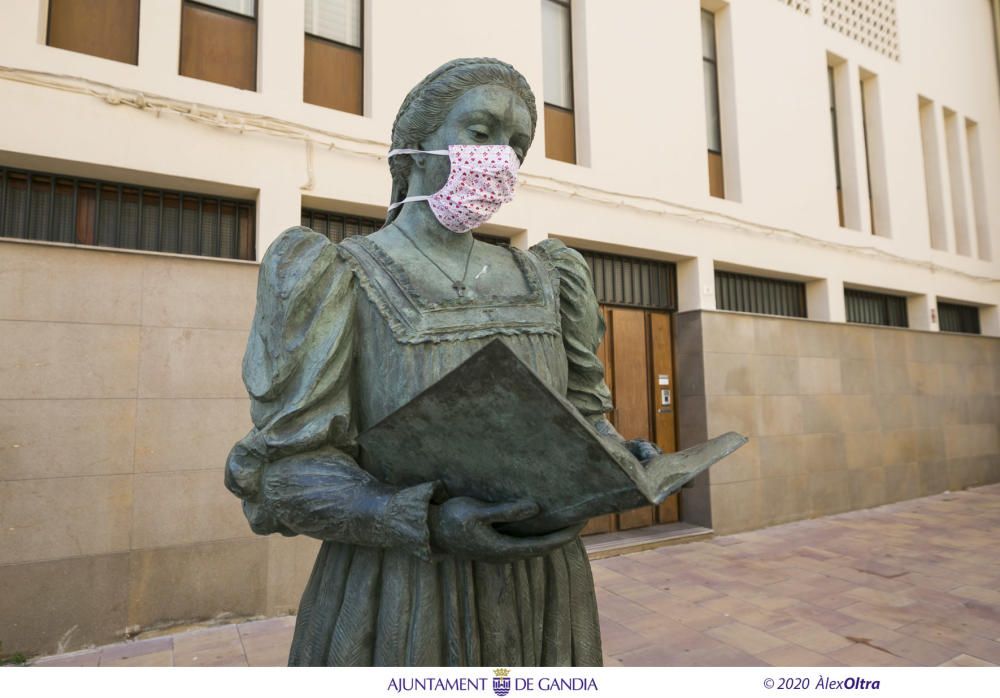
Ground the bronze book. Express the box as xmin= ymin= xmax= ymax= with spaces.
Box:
xmin=359 ymin=339 xmax=747 ymax=536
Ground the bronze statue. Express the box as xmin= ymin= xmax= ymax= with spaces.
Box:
xmin=226 ymin=58 xmax=670 ymax=666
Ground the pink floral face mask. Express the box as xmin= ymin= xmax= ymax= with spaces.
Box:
xmin=388 ymin=144 xmax=519 ymax=233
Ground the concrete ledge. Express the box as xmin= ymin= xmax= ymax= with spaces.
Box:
xmin=584 ymin=521 xmax=713 ymax=559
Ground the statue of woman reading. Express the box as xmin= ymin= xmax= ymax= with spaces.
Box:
xmin=225 ymin=57 xmax=659 ymax=666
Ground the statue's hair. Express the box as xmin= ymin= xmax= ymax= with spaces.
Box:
xmin=385 ymin=57 xmax=537 ymax=225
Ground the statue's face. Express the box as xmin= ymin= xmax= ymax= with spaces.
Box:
xmin=417 ymin=84 xmax=532 ymax=193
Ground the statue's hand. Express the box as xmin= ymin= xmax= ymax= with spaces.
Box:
xmin=625 ymin=438 xmax=663 ymax=462
xmin=428 ymin=497 xmax=584 ymax=562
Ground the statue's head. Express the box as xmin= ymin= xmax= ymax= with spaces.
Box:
xmin=386 ymin=58 xmax=537 ymax=225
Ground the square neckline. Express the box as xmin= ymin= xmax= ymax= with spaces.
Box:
xmin=356 ymin=235 xmax=546 ymax=311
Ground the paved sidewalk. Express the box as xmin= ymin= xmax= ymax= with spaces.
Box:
xmin=32 ymin=484 xmax=1000 ymax=667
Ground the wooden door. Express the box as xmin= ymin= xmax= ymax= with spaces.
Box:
xmin=580 ymin=307 xmax=679 ymax=535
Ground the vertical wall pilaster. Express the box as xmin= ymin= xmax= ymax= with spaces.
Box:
xmin=677 ymin=256 xmax=717 ymax=312
xmin=256 ymin=180 xmax=302 ymax=259
xmin=258 ymin=0 xmax=304 ymax=103
xmin=138 ymin=1 xmax=181 ymax=76
xmin=907 ymin=294 xmax=938 ymax=332
xmin=981 ymin=305 xmax=1000 ymax=337
xmin=806 ymin=277 xmax=845 ymax=322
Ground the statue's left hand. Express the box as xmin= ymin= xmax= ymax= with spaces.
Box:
xmin=428 ymin=496 xmax=585 ymax=562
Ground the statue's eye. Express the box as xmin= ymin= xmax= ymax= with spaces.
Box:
xmin=469 ymin=127 xmax=489 ymax=141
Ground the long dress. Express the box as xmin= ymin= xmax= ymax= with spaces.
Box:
xmin=225 ymin=226 xmax=615 ymax=666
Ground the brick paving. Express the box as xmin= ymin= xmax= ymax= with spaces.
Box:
xmin=31 ymin=484 xmax=1000 ymax=667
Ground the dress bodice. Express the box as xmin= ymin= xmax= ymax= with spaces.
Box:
xmin=338 ymin=235 xmax=568 ymax=430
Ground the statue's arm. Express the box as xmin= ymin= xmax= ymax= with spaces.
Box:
xmin=225 ymin=227 xmax=440 ymax=558
xmin=530 ymin=239 xmax=661 ymax=462
xmin=229 ymin=440 xmax=441 ymax=557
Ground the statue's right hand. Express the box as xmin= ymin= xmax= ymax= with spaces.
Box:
xmin=428 ymin=497 xmax=582 ymax=562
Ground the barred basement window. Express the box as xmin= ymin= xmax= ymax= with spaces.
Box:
xmin=715 ymin=270 xmax=807 ymax=318
xmin=577 ymin=250 xmax=676 ymax=311
xmin=301 ymin=208 xmax=382 ymax=243
xmin=938 ymin=302 xmax=981 ymax=335
xmin=0 ymin=166 xmax=256 ymax=260
xmin=845 ymin=288 xmax=907 ymax=327
xmin=300 ymin=208 xmax=508 ymax=246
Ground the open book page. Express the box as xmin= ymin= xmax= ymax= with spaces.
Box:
xmin=359 ymin=339 xmax=746 ymax=535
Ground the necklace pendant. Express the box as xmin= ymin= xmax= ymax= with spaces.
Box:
xmin=452 ymin=280 xmax=467 ymax=297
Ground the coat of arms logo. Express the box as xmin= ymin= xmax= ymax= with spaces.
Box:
xmin=492 ymin=667 xmax=511 ymax=696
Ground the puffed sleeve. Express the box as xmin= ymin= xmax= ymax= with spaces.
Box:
xmin=225 ymin=227 xmax=441 ymax=559
xmin=529 ymin=238 xmax=614 ymax=420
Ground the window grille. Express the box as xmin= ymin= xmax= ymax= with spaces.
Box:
xmin=578 ymin=249 xmax=676 ymax=311
xmin=938 ymin=301 xmax=980 ymax=334
xmin=845 ymin=288 xmax=907 ymax=327
xmin=300 ymin=208 xmax=507 ymax=247
xmin=0 ymin=166 xmax=255 ymax=260
xmin=301 ymin=208 xmax=381 ymax=243
xmin=715 ymin=270 xmax=807 ymax=318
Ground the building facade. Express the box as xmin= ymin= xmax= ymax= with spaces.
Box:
xmin=1 ymin=0 xmax=998 ymax=656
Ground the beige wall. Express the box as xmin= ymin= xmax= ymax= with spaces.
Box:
xmin=0 ymin=239 xmax=319 ymax=657
xmin=1 ymin=241 xmax=999 ymax=655
xmin=675 ymin=309 xmax=1000 ymax=535
xmin=0 ymin=0 xmax=997 ymax=327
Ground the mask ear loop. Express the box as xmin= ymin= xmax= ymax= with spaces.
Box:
xmin=386 ymin=149 xmax=452 ymax=210
xmin=387 ymin=148 xmax=450 ymax=157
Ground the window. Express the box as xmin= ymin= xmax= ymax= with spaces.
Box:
xmin=828 ymin=66 xmax=844 ymax=226
xmin=304 ymin=0 xmax=363 ymax=115
xmin=918 ymin=97 xmax=948 ymax=251
xmin=0 ymin=166 xmax=255 ymax=261
xmin=302 ymin=208 xmax=381 ymax=243
xmin=715 ymin=270 xmax=807 ymax=318
xmin=966 ymin=118 xmax=992 ymax=261
xmin=827 ymin=56 xmax=883 ymax=234
xmin=301 ymin=208 xmax=506 ymax=246
xmin=180 ymin=0 xmax=257 ymax=91
xmin=702 ymin=9 xmax=724 ymax=198
xmin=542 ymin=0 xmax=576 ymax=164
xmin=578 ymin=250 xmax=676 ymax=311
xmin=845 ymin=289 xmax=908 ymax=327
xmin=859 ymin=69 xmax=888 ymax=236
xmin=943 ymin=108 xmax=972 ymax=256
xmin=938 ymin=302 xmax=981 ymax=335
xmin=47 ymin=0 xmax=140 ymax=65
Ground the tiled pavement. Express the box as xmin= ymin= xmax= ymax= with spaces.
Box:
xmin=31 ymin=484 xmax=1000 ymax=667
